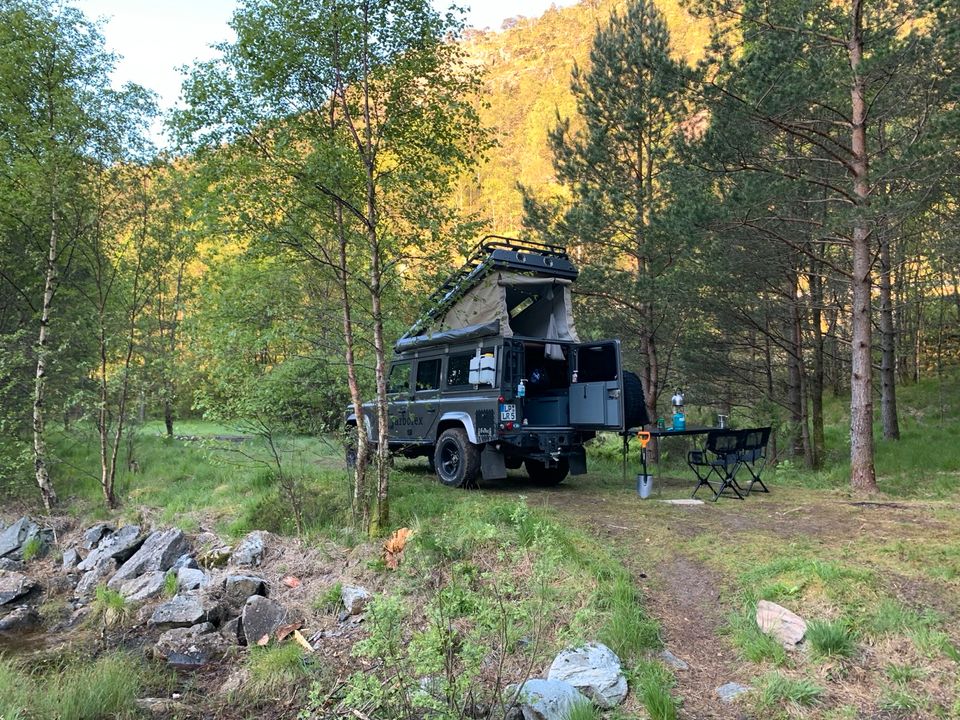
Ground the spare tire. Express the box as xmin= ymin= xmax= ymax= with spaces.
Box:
xmin=623 ymin=370 xmax=650 ymax=429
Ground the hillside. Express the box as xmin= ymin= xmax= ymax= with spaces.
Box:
xmin=460 ymin=0 xmax=711 ymax=233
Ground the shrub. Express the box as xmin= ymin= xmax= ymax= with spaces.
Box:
xmin=806 ymin=619 xmax=856 ymax=658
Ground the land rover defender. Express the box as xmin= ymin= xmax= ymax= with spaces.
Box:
xmin=347 ymin=237 xmax=647 ymax=487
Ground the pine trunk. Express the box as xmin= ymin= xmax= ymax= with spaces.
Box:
xmin=847 ymin=0 xmax=878 ymax=492
xmin=878 ymin=227 xmax=900 ymax=440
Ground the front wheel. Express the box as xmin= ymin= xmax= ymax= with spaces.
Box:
xmin=525 ymin=458 xmax=569 ymax=486
xmin=434 ymin=428 xmax=480 ymax=488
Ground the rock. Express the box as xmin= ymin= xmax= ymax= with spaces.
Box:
xmin=224 ymin=575 xmax=266 ymax=606
xmin=659 ymin=498 xmax=705 ymax=506
xmin=0 ymin=570 xmax=38 ymax=605
xmin=177 ymin=568 xmax=208 ymax=591
xmin=341 ymin=585 xmax=371 ymax=615
xmin=171 ymin=554 xmax=199 ymax=571
xmin=547 ymin=642 xmax=627 ymax=708
xmin=77 ymin=525 xmax=143 ymax=572
xmin=0 ymin=518 xmax=39 ymax=558
xmin=756 ymin=600 xmax=807 ymax=649
xmin=75 ymin=558 xmax=117 ymax=599
xmin=157 ymin=622 xmax=226 ymax=665
xmin=135 ymin=698 xmax=186 ymax=715
xmin=505 ymin=679 xmax=590 ymax=720
xmin=231 ymin=532 xmax=265 ymax=567
xmin=219 ymin=668 xmax=249 ymax=695
xmin=220 ymin=616 xmax=242 ymax=645
xmin=108 ymin=529 xmax=189 ymax=589
xmin=118 ymin=571 xmax=167 ymax=602
xmin=716 ymin=682 xmax=751 ymax=702
xmin=62 ymin=548 xmax=81 ymax=570
xmin=151 ymin=594 xmax=206 ymax=628
xmin=659 ymin=649 xmax=689 ymax=670
xmin=82 ymin=523 xmax=115 ymax=550
xmin=0 ymin=558 xmax=24 ymax=572
xmin=0 ymin=605 xmax=41 ymax=632
xmin=240 ymin=595 xmax=288 ymax=645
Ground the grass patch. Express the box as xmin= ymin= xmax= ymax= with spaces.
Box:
xmin=246 ymin=643 xmax=313 ymax=697
xmin=726 ymin=609 xmax=787 ymax=666
xmin=596 ymin=575 xmax=660 ymax=659
xmin=564 ymin=699 xmax=600 ymax=720
xmin=864 ymin=598 xmax=938 ymax=636
xmin=163 ymin=570 xmax=178 ymax=597
xmin=879 ymin=687 xmax=925 ymax=713
xmin=631 ymin=659 xmax=678 ymax=720
xmin=757 ymin=672 xmax=822 ymax=709
xmin=806 ymin=619 xmax=856 ymax=658
xmin=21 ymin=536 xmax=44 ymax=562
xmin=88 ymin=586 xmax=130 ymax=628
xmin=312 ymin=581 xmax=343 ymax=615
xmin=0 ymin=652 xmax=149 ymax=720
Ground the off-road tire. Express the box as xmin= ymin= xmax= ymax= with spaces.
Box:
xmin=525 ymin=458 xmax=569 ymax=486
xmin=434 ymin=428 xmax=480 ymax=488
xmin=623 ymin=370 xmax=650 ymax=429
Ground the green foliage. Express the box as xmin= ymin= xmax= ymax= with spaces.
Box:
xmin=726 ymin=609 xmax=787 ymax=666
xmin=163 ymin=570 xmax=178 ymax=597
xmin=0 ymin=652 xmax=145 ymax=720
xmin=597 ymin=575 xmax=660 ymax=659
xmin=89 ymin=586 xmax=129 ymax=628
xmin=806 ymin=619 xmax=856 ymax=659
xmin=312 ymin=582 xmax=343 ymax=615
xmin=564 ymin=700 xmax=600 ymax=720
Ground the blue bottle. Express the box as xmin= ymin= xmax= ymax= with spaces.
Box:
xmin=673 ymin=411 xmax=686 ymax=431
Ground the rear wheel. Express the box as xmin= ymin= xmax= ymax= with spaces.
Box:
xmin=525 ymin=458 xmax=569 ymax=486
xmin=623 ymin=370 xmax=650 ymax=429
xmin=434 ymin=428 xmax=480 ymax=488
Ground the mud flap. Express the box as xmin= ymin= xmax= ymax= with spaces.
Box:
xmin=481 ymin=445 xmax=507 ymax=480
xmin=568 ymin=446 xmax=587 ymax=475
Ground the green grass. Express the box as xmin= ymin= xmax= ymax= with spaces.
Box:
xmin=879 ymin=687 xmax=925 ymax=713
xmin=564 ymin=700 xmax=600 ymax=720
xmin=312 ymin=581 xmax=344 ymax=614
xmin=757 ymin=672 xmax=823 ymax=709
xmin=727 ymin=608 xmax=787 ymax=665
xmin=806 ymin=619 xmax=856 ymax=658
xmin=163 ymin=570 xmax=178 ymax=597
xmin=0 ymin=652 xmax=151 ymax=720
xmin=21 ymin=535 xmax=43 ymax=562
xmin=885 ymin=662 xmax=926 ymax=685
xmin=630 ymin=660 xmax=678 ymax=720
xmin=596 ymin=575 xmax=661 ymax=659
xmin=246 ymin=643 xmax=314 ymax=697
xmin=89 ymin=586 xmax=130 ymax=627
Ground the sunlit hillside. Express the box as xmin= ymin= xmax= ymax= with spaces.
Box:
xmin=459 ymin=0 xmax=711 ymax=233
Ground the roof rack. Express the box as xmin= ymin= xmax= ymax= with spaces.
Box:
xmin=399 ymin=235 xmax=578 ymax=342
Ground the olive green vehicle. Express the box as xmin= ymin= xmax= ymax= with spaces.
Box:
xmin=347 ymin=237 xmax=647 ymax=487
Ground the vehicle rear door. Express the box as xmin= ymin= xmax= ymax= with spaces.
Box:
xmin=569 ymin=340 xmax=625 ymax=430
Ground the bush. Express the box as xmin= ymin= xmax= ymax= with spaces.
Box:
xmin=806 ymin=619 xmax=856 ymax=658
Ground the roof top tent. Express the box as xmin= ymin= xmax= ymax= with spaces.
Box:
xmin=396 ymin=236 xmax=580 ymax=355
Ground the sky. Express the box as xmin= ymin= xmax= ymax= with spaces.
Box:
xmin=73 ymin=0 xmax=579 ymax=144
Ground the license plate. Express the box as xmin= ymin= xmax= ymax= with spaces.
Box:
xmin=499 ymin=404 xmax=516 ymax=421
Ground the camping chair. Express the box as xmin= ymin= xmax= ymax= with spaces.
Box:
xmin=738 ymin=426 xmax=771 ymax=494
xmin=687 ymin=429 xmax=746 ymax=501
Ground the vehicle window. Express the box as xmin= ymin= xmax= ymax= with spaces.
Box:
xmin=446 ymin=353 xmax=473 ymax=387
xmin=415 ymin=358 xmax=442 ymax=391
xmin=387 ymin=362 xmax=411 ymax=394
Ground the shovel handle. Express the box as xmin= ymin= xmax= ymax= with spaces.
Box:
xmin=637 ymin=430 xmax=651 ymax=449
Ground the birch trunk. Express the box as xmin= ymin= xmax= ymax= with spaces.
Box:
xmin=33 ymin=208 xmax=60 ymax=510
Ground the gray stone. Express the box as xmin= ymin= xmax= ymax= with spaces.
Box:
xmin=756 ymin=600 xmax=807 ymax=649
xmin=505 ymin=679 xmax=590 ymax=720
xmin=659 ymin=649 xmax=689 ymax=670
xmin=75 ymin=558 xmax=117 ymax=599
xmin=660 ymin=498 xmax=705 ymax=506
xmin=220 ymin=616 xmax=242 ymax=645
xmin=171 ymin=554 xmax=198 ymax=571
xmin=157 ymin=622 xmax=226 ymax=665
xmin=77 ymin=525 xmax=143 ymax=572
xmin=0 ymin=518 xmax=38 ymax=558
xmin=62 ymin=548 xmax=81 ymax=570
xmin=0 ymin=570 xmax=38 ymax=605
xmin=231 ymin=532 xmax=265 ymax=567
xmin=240 ymin=595 xmax=288 ymax=645
xmin=341 ymin=584 xmax=371 ymax=615
xmin=224 ymin=575 xmax=266 ymax=606
xmin=108 ymin=529 xmax=189 ymax=589
xmin=177 ymin=567 xmax=207 ymax=591
xmin=716 ymin=682 xmax=751 ymax=702
xmin=118 ymin=571 xmax=167 ymax=602
xmin=0 ymin=558 xmax=24 ymax=572
xmin=150 ymin=594 xmax=206 ymax=628
xmin=200 ymin=546 xmax=232 ymax=568
xmin=0 ymin=605 xmax=41 ymax=632
xmin=547 ymin=642 xmax=627 ymax=708
xmin=82 ymin=523 xmax=114 ymax=550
